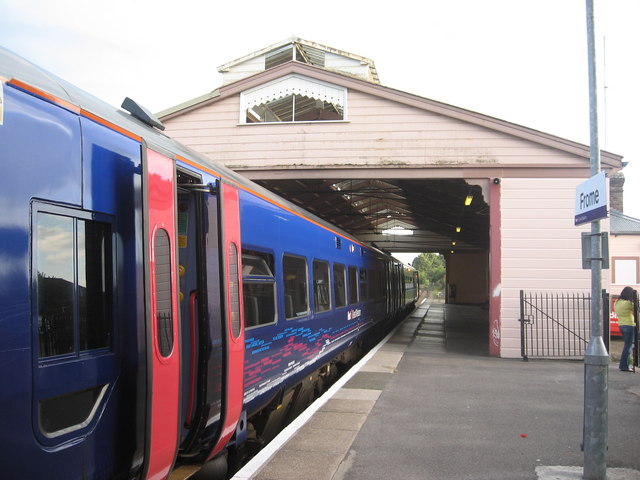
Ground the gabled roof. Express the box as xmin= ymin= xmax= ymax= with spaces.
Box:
xmin=611 ymin=209 xmax=640 ymax=234
xmin=157 ymin=59 xmax=623 ymax=168
xmin=217 ymin=36 xmax=379 ymax=85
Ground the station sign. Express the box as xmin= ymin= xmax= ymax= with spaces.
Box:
xmin=575 ymin=172 xmax=607 ymax=225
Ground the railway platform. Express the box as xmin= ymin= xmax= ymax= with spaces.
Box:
xmin=232 ymin=300 xmax=640 ymax=480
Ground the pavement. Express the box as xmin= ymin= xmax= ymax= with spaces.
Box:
xmin=232 ymin=300 xmax=640 ymax=480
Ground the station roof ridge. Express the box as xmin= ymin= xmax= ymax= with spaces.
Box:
xmin=216 ymin=36 xmax=379 ymax=83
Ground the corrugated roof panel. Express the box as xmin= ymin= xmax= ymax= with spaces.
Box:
xmin=611 ymin=209 xmax=640 ymax=234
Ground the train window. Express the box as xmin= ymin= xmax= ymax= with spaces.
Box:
xmin=241 ymin=76 xmax=345 ymax=123
xmin=242 ymin=252 xmax=277 ymax=328
xmin=359 ymin=269 xmax=368 ymax=302
xmin=348 ymin=266 xmax=358 ymax=304
xmin=36 ymin=211 xmax=113 ymax=358
xmin=283 ymin=255 xmax=309 ymax=319
xmin=313 ymin=260 xmax=331 ymax=312
xmin=228 ymin=243 xmax=241 ymax=338
xmin=37 ymin=214 xmax=75 ymax=357
xmin=78 ymin=220 xmax=111 ymax=351
xmin=370 ymin=263 xmax=384 ymax=300
xmin=333 ymin=263 xmax=347 ymax=308
xmin=154 ymin=229 xmax=174 ymax=357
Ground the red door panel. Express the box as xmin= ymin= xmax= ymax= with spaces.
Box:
xmin=209 ymin=181 xmax=245 ymax=458
xmin=144 ymin=149 xmax=180 ymax=480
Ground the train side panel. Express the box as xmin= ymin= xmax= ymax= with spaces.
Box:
xmin=0 ymin=80 xmax=145 ymax=478
xmin=238 ymin=189 xmax=386 ymax=418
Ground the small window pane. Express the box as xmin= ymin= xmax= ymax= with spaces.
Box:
xmin=228 ymin=243 xmax=241 ymax=338
xmin=247 ymin=96 xmax=294 ymax=123
xmin=370 ymin=267 xmax=383 ymax=300
xmin=243 ymin=255 xmax=272 ymax=276
xmin=333 ymin=264 xmax=347 ymax=308
xmin=294 ymin=95 xmax=343 ymax=121
xmin=243 ymin=283 xmax=276 ymax=328
xmin=154 ymin=229 xmax=174 ymax=357
xmin=313 ymin=260 xmax=331 ymax=312
xmin=359 ymin=269 xmax=368 ymax=302
xmin=78 ymin=220 xmax=112 ymax=351
xmin=37 ymin=213 xmax=75 ymax=358
xmin=348 ymin=266 xmax=358 ymax=305
xmin=283 ymin=255 xmax=308 ymax=319
xmin=614 ymin=258 xmax=638 ymax=285
xmin=265 ymin=45 xmax=293 ymax=70
xmin=242 ymin=253 xmax=276 ymax=328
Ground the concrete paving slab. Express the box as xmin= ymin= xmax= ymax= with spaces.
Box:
xmin=359 ymin=350 xmax=404 ymax=373
xmin=252 ymin=450 xmax=344 ymax=480
xmin=305 ymin=411 xmax=367 ymax=431
xmin=319 ymin=398 xmax=377 ymax=414
xmin=343 ymin=371 xmax=393 ymax=390
xmin=283 ymin=426 xmax=358 ymax=454
xmin=378 ymin=341 xmax=410 ymax=352
xmin=536 ymin=466 xmax=640 ymax=480
xmin=331 ymin=387 xmax=381 ymax=401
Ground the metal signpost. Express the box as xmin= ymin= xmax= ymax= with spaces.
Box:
xmin=579 ymin=1 xmax=608 ymax=479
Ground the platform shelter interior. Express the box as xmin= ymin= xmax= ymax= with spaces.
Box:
xmin=254 ymin=176 xmax=491 ymax=306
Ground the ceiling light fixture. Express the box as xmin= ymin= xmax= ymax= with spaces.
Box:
xmin=381 ymin=226 xmax=414 ymax=236
xmin=465 ymin=194 xmax=473 ymax=206
xmin=456 ymin=226 xmax=461 ymax=233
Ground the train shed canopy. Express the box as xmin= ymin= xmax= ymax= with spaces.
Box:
xmin=158 ymin=38 xmax=623 ymax=255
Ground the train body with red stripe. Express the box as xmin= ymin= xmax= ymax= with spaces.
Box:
xmin=0 ymin=48 xmax=417 ymax=480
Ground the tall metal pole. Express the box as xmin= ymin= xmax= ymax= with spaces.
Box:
xmin=583 ymin=1 xmax=608 ymax=479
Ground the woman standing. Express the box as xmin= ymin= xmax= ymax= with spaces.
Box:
xmin=614 ymin=286 xmax=637 ymax=372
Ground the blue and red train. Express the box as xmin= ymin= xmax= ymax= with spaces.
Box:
xmin=0 ymin=47 xmax=418 ymax=480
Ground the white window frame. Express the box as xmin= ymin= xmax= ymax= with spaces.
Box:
xmin=612 ymin=257 xmax=639 ymax=285
xmin=239 ymin=74 xmax=347 ymax=124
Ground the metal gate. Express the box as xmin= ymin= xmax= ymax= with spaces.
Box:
xmin=519 ymin=291 xmax=609 ymax=360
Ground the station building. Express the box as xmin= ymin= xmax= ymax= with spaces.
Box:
xmin=158 ymin=37 xmax=626 ymax=358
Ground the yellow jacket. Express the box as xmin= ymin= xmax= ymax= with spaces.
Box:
xmin=615 ymin=298 xmax=635 ymax=327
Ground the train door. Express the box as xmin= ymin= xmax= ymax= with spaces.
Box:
xmin=142 ymin=148 xmax=181 ymax=480
xmin=171 ymin=173 xmax=245 ymax=468
xmin=140 ymin=151 xmax=245 ymax=477
xmin=208 ymin=180 xmax=245 ymax=459
xmin=175 ymin=171 xmax=225 ymax=455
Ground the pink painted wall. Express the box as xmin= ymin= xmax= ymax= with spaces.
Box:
xmin=499 ymin=178 xmax=611 ymax=358
xmin=161 ymin=89 xmax=593 ymax=174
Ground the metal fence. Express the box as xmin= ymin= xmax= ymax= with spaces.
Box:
xmin=519 ymin=290 xmax=609 ymax=360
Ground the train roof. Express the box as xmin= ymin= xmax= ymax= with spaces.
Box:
xmin=0 ymin=47 xmax=383 ymax=254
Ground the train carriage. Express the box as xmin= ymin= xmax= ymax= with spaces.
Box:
xmin=0 ymin=47 xmax=416 ymax=480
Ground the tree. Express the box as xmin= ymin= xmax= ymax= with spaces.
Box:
xmin=412 ymin=253 xmax=445 ymax=293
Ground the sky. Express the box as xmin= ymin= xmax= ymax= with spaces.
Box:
xmin=1 ymin=0 xmax=638 ymax=265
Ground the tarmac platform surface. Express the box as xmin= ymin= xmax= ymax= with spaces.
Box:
xmin=232 ymin=301 xmax=640 ymax=480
